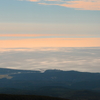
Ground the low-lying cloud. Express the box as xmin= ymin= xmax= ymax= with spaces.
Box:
xmin=0 ymin=47 xmax=100 ymax=72
xmin=0 ymin=75 xmax=12 ymax=79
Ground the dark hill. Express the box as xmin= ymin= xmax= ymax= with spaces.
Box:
xmin=0 ymin=68 xmax=100 ymax=91
xmin=0 ymin=68 xmax=100 ymax=100
xmin=0 ymin=68 xmax=100 ymax=82
xmin=0 ymin=94 xmax=69 ymax=100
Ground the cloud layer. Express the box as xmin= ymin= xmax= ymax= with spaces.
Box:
xmin=20 ymin=0 xmax=100 ymax=10
xmin=0 ymin=47 xmax=100 ymax=72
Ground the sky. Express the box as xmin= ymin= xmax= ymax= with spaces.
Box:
xmin=0 ymin=0 xmax=100 ymax=72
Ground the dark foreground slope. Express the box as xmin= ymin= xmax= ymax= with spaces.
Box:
xmin=0 ymin=94 xmax=69 ymax=100
xmin=0 ymin=68 xmax=100 ymax=100
xmin=33 ymin=86 xmax=100 ymax=100
xmin=0 ymin=89 xmax=100 ymax=100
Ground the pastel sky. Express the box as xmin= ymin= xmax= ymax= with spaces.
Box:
xmin=0 ymin=0 xmax=100 ymax=72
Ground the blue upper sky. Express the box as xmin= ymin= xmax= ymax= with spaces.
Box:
xmin=0 ymin=0 xmax=100 ymax=39
xmin=0 ymin=0 xmax=100 ymax=23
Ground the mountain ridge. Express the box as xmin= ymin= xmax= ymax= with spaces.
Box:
xmin=0 ymin=68 xmax=100 ymax=100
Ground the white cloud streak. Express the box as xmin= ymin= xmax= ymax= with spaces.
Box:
xmin=20 ymin=0 xmax=100 ymax=10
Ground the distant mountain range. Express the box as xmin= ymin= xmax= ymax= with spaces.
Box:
xmin=0 ymin=68 xmax=100 ymax=100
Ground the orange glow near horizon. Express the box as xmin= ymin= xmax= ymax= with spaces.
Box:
xmin=0 ymin=38 xmax=100 ymax=49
